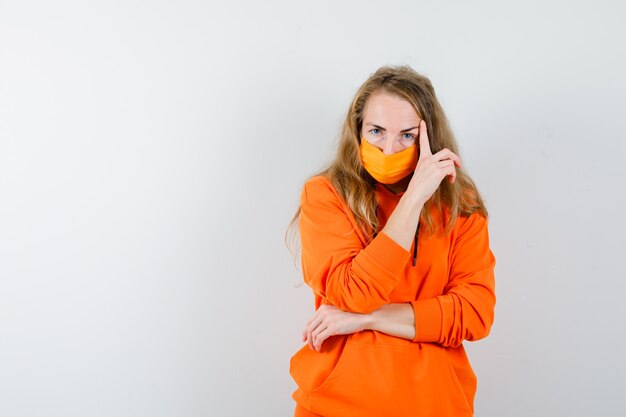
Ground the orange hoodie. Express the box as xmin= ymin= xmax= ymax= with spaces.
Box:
xmin=289 ymin=175 xmax=496 ymax=417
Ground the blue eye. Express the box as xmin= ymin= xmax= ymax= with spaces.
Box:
xmin=370 ymin=128 xmax=381 ymax=135
xmin=402 ymin=133 xmax=415 ymax=140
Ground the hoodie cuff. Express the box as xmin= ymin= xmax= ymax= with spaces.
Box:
xmin=359 ymin=231 xmax=411 ymax=274
xmin=410 ymin=298 xmax=442 ymax=343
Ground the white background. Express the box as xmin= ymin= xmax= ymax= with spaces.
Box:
xmin=1 ymin=1 xmax=625 ymax=416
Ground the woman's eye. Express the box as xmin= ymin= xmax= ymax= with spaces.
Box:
xmin=370 ymin=128 xmax=381 ymax=135
xmin=402 ymin=133 xmax=415 ymax=140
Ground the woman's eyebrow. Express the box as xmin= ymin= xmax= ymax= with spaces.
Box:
xmin=400 ymin=126 xmax=420 ymax=132
xmin=366 ymin=122 xmax=420 ymax=132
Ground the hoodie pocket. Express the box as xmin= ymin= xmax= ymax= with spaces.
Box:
xmin=289 ymin=335 xmax=349 ymax=393
xmin=309 ymin=339 xmax=354 ymax=395
xmin=443 ymin=346 xmax=477 ymax=413
xmin=309 ymin=340 xmax=474 ymax=417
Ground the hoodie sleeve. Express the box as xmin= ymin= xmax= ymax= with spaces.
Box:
xmin=299 ymin=177 xmax=412 ymax=314
xmin=409 ymin=212 xmax=496 ymax=348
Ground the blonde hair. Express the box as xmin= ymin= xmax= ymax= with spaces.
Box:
xmin=285 ymin=65 xmax=488 ymax=258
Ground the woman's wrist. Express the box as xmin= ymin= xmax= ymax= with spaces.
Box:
xmin=361 ymin=303 xmax=416 ymax=341
xmin=363 ymin=305 xmax=389 ymax=332
xmin=362 ymin=309 xmax=378 ymax=331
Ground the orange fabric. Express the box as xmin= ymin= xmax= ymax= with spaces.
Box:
xmin=289 ymin=175 xmax=496 ymax=417
xmin=294 ymin=403 xmax=325 ymax=417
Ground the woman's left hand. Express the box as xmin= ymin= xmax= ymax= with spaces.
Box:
xmin=301 ymin=304 xmax=369 ymax=351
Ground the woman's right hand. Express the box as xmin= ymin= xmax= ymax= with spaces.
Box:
xmin=406 ymin=119 xmax=463 ymax=205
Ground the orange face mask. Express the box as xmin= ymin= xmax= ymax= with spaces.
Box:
xmin=359 ymin=138 xmax=418 ymax=184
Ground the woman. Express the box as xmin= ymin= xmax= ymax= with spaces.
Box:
xmin=286 ymin=65 xmax=496 ymax=417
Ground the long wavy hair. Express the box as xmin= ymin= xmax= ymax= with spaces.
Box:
xmin=285 ymin=65 xmax=488 ymax=260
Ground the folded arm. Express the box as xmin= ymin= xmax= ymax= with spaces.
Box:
xmin=299 ymin=177 xmax=416 ymax=314
xmin=300 ymin=177 xmax=496 ymax=348
xmin=364 ymin=302 xmax=416 ymax=340
xmin=365 ymin=212 xmax=496 ymax=348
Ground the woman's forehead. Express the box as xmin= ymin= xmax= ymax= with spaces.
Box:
xmin=363 ymin=92 xmax=421 ymax=126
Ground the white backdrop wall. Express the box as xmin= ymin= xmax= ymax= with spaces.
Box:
xmin=1 ymin=1 xmax=625 ymax=416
